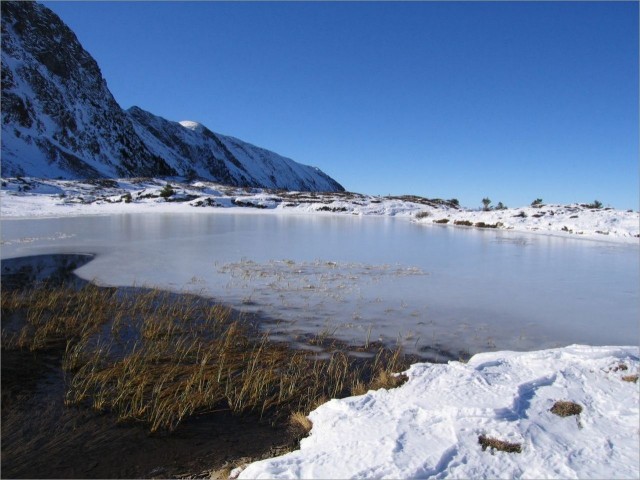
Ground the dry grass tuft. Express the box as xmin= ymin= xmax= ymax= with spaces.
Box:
xmin=478 ymin=435 xmax=522 ymax=454
xmin=622 ymin=374 xmax=638 ymax=383
xmin=351 ymin=380 xmax=368 ymax=396
xmin=289 ymin=411 xmax=313 ymax=437
xmin=369 ymin=370 xmax=408 ymax=391
xmin=550 ymin=400 xmax=583 ymax=417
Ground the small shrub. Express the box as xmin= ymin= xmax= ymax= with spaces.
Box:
xmin=448 ymin=198 xmax=460 ymax=207
xmin=550 ymin=400 xmax=582 ymax=417
xmin=434 ymin=218 xmax=450 ymax=224
xmin=495 ymin=202 xmax=507 ymax=210
xmin=454 ymin=220 xmax=473 ymax=226
xmin=622 ymin=374 xmax=638 ymax=383
xmin=159 ymin=183 xmax=175 ymax=199
xmin=414 ymin=211 xmax=431 ymax=219
xmin=588 ymin=200 xmax=603 ymax=209
xmin=122 ymin=193 xmax=132 ymax=203
xmin=478 ymin=435 xmax=522 ymax=453
xmin=531 ymin=198 xmax=543 ymax=207
xmin=481 ymin=197 xmax=492 ymax=211
xmin=513 ymin=211 xmax=527 ymax=218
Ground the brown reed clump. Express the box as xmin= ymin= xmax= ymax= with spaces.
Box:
xmin=2 ymin=282 xmax=408 ymax=433
xmin=1 ymin=282 xmax=120 ymax=351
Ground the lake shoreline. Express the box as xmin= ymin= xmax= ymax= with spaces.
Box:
xmin=0 ymin=253 xmax=434 ymax=479
xmin=2 ymin=177 xmax=638 ymax=244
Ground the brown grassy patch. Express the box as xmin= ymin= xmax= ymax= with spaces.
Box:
xmin=289 ymin=411 xmax=313 ymax=438
xmin=369 ymin=369 xmax=408 ymax=390
xmin=2 ymin=283 xmax=409 ymax=433
xmin=622 ymin=374 xmax=638 ymax=383
xmin=478 ymin=435 xmax=522 ymax=453
xmin=474 ymin=222 xmax=503 ymax=229
xmin=550 ymin=400 xmax=583 ymax=417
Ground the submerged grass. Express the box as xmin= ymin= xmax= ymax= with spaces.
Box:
xmin=2 ymin=282 xmax=409 ymax=433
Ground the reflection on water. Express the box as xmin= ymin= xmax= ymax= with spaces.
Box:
xmin=1 ymin=253 xmax=93 ymax=290
xmin=1 ymin=212 xmax=638 ymax=357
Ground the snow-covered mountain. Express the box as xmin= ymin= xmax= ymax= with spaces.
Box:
xmin=0 ymin=1 xmax=175 ymax=179
xmin=128 ymin=107 xmax=343 ymax=191
xmin=1 ymin=1 xmax=343 ymax=192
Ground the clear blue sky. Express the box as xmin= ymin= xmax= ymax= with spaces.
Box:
xmin=43 ymin=1 xmax=638 ymax=210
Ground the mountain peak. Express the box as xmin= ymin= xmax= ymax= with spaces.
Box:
xmin=179 ymin=120 xmax=205 ymax=133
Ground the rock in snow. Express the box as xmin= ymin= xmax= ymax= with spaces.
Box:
xmin=0 ymin=1 xmax=343 ymax=192
xmin=237 ymin=345 xmax=639 ymax=479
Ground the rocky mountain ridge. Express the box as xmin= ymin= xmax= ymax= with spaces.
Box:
xmin=1 ymin=1 xmax=343 ymax=192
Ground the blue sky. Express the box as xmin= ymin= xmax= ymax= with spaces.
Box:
xmin=43 ymin=1 xmax=638 ymax=210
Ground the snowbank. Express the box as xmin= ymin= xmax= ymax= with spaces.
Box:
xmin=1 ymin=178 xmax=638 ymax=244
xmin=237 ymin=345 xmax=639 ymax=479
xmin=415 ymin=204 xmax=639 ymax=244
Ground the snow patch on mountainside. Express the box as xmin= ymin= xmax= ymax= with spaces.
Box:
xmin=178 ymin=120 xmax=204 ymax=132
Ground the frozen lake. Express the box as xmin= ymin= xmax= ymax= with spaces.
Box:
xmin=1 ymin=212 xmax=638 ymax=357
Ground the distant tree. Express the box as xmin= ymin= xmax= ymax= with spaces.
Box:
xmin=160 ymin=183 xmax=175 ymax=199
xmin=589 ymin=200 xmax=603 ymax=209
xmin=448 ymin=198 xmax=460 ymax=207
xmin=531 ymin=198 xmax=543 ymax=207
xmin=496 ymin=202 xmax=507 ymax=210
xmin=481 ymin=197 xmax=492 ymax=211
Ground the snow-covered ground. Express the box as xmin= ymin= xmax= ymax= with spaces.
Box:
xmin=237 ymin=345 xmax=639 ymax=479
xmin=1 ymin=177 xmax=638 ymax=244
xmin=415 ymin=203 xmax=640 ymax=244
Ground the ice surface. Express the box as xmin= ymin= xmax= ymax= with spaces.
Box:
xmin=1 ymin=212 xmax=637 ymax=357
